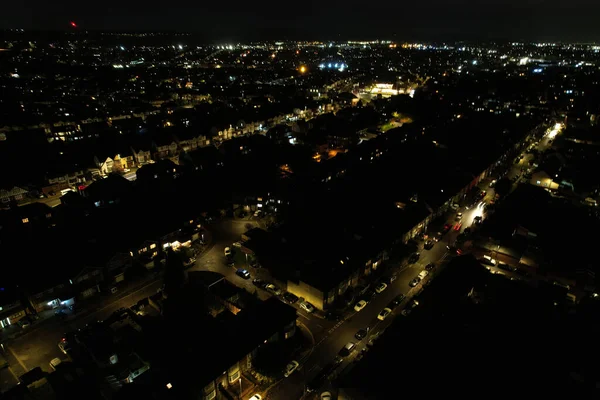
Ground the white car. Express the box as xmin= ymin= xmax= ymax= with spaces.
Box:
xmin=233 ymin=241 xmax=242 ymax=248
xmin=377 ymin=307 xmax=392 ymax=321
xmin=284 ymin=360 xmax=299 ymax=377
xmin=265 ymin=284 xmax=282 ymax=296
xmin=321 ymin=392 xmax=332 ymax=400
xmin=299 ymin=301 xmax=315 ymax=313
xmin=375 ymin=282 xmax=388 ymax=294
xmin=354 ymin=299 xmax=368 ymax=312
xmin=249 ymin=395 xmax=262 ymax=400
xmin=224 ymin=247 xmax=232 ymax=257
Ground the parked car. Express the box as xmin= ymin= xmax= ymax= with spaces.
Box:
xmin=284 ymin=360 xmax=299 ymax=377
xmin=224 ymin=247 xmax=232 ymax=257
xmin=265 ymin=284 xmax=282 ymax=296
xmin=377 ymin=307 xmax=392 ymax=321
xmin=425 ymin=263 xmax=436 ymax=271
xmin=236 ymin=269 xmax=250 ymax=279
xmin=390 ymin=294 xmax=405 ymax=307
xmin=375 ymin=282 xmax=388 ymax=294
xmin=299 ymin=301 xmax=315 ymax=313
xmin=321 ymin=392 xmax=333 ymax=400
xmin=252 ymin=278 xmax=264 ymax=287
xmin=338 ymin=342 xmax=356 ymax=357
xmin=249 ymin=395 xmax=262 ymax=400
xmin=424 ymin=240 xmax=434 ymax=250
xmin=233 ymin=241 xmax=242 ymax=248
xmin=355 ymin=328 xmax=368 ymax=340
xmin=354 ymin=299 xmax=368 ymax=312
xmin=409 ymin=277 xmax=421 ymax=287
xmin=408 ymin=252 xmax=420 ymax=263
xmin=283 ymin=292 xmax=299 ymax=304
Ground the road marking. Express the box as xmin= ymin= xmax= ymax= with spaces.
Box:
xmin=308 ymin=364 xmax=319 ymax=373
xmin=297 ymin=312 xmax=310 ymax=321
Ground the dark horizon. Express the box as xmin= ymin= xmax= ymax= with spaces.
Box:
xmin=4 ymin=1 xmax=600 ymax=43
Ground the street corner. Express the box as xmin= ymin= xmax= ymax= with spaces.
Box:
xmin=296 ymin=320 xmax=316 ymax=349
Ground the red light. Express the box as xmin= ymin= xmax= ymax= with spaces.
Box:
xmin=70 ymin=21 xmax=77 ymax=28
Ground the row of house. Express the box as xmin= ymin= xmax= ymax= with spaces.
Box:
xmin=236 ymin=120 xmax=542 ymax=311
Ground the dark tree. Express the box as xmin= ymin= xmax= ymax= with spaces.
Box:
xmin=494 ymin=177 xmax=512 ymax=199
xmin=163 ymin=249 xmax=186 ymax=296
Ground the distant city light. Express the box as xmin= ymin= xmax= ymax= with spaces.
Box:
xmin=299 ymin=65 xmax=307 ymax=73
xmin=70 ymin=21 xmax=77 ymax=28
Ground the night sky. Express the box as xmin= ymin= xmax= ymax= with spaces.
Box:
xmin=3 ymin=0 xmax=600 ymax=42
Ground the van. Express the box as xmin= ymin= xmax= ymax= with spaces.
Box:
xmin=50 ymin=358 xmax=62 ymax=371
xmin=418 ymin=270 xmax=429 ymax=280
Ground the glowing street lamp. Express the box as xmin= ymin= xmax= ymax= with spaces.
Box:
xmin=299 ymin=65 xmax=307 ymax=73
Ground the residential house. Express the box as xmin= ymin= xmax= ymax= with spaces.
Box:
xmin=166 ymin=296 xmax=297 ymax=400
xmin=0 ymin=186 xmax=28 ymax=206
xmin=0 ymin=286 xmax=26 ymax=329
xmin=48 ymin=124 xmax=82 ymax=142
xmin=135 ymin=159 xmax=179 ymax=184
xmin=44 ymin=167 xmax=87 ymax=194
xmin=172 ymin=126 xmax=206 ymax=152
xmin=83 ymin=174 xmax=133 ymax=208
xmin=179 ymin=145 xmax=224 ymax=172
xmin=151 ymin=131 xmax=179 ymax=160
xmin=81 ymin=121 xmax=111 ymax=139
xmin=14 ymin=202 xmax=54 ymax=227
xmin=109 ymin=117 xmax=146 ymax=136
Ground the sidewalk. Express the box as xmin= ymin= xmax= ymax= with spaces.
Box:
xmin=0 ymin=228 xmax=214 ymax=344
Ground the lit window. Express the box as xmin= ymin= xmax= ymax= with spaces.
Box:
xmin=22 ymin=218 xmax=29 ymax=224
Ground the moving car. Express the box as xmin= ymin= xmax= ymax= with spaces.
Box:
xmin=453 ymin=222 xmax=462 ymax=231
xmin=299 ymin=301 xmax=315 ymax=313
xmin=233 ymin=241 xmax=242 ymax=248
xmin=455 ymin=212 xmax=463 ymax=221
xmin=236 ymin=269 xmax=250 ymax=279
xmin=375 ymin=282 xmax=388 ymax=294
xmin=354 ymin=299 xmax=368 ymax=312
xmin=377 ymin=307 xmax=392 ymax=321
xmin=284 ymin=360 xmax=299 ymax=377
xmin=425 ymin=263 xmax=436 ymax=271
xmin=424 ymin=240 xmax=434 ymax=250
